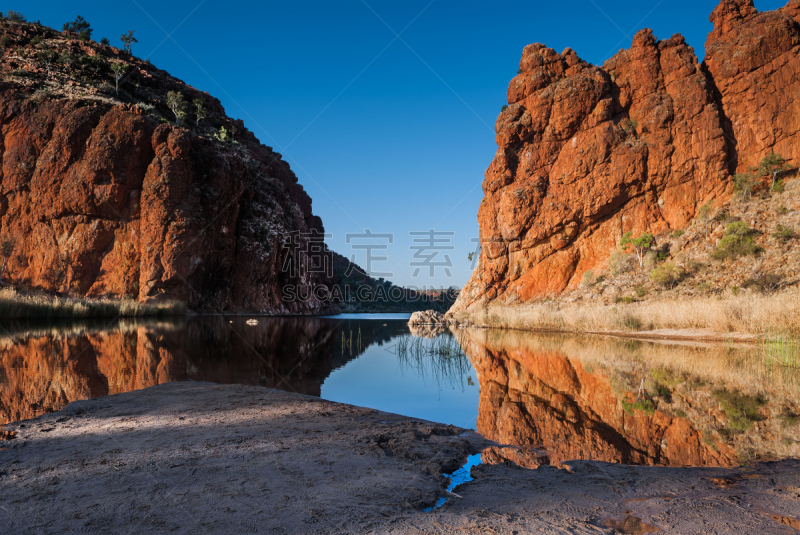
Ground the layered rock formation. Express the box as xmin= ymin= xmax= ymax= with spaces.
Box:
xmin=0 ymin=20 xmax=332 ymax=313
xmin=453 ymin=0 xmax=800 ymax=311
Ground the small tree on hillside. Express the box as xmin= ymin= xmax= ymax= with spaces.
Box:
xmin=620 ymin=231 xmax=654 ymax=269
xmin=7 ymin=10 xmax=25 ymax=22
xmin=120 ymin=30 xmax=137 ymax=54
xmin=100 ymin=36 xmax=110 ymax=46
xmin=36 ymin=50 xmax=58 ymax=78
xmin=733 ymin=171 xmax=756 ymax=200
xmin=193 ymin=98 xmax=207 ymax=126
xmin=0 ymin=234 xmax=16 ymax=285
xmin=166 ymin=91 xmax=189 ymax=125
xmin=110 ymin=62 xmax=126 ymax=96
xmin=758 ymin=152 xmax=791 ymax=191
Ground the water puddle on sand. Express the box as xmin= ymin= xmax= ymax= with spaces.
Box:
xmin=423 ymin=453 xmax=483 ymax=512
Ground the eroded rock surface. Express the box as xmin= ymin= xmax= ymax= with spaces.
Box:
xmin=453 ymin=0 xmax=800 ymax=311
xmin=0 ymin=22 xmax=332 ymax=313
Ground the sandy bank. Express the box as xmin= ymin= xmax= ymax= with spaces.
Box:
xmin=2 ymin=383 xmax=800 ymax=534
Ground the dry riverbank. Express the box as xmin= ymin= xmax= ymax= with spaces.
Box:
xmin=2 ymin=382 xmax=800 ymax=534
xmin=448 ymin=289 xmax=800 ymax=339
xmin=0 ymin=287 xmax=186 ymax=320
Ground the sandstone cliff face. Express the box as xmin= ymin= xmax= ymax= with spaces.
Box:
xmin=0 ymin=21 xmax=332 ymax=313
xmin=453 ymin=0 xmax=800 ymax=311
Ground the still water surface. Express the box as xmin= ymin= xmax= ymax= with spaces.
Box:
xmin=2 ymin=314 xmax=799 ymax=468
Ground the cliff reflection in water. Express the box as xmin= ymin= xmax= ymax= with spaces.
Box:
xmin=4 ymin=317 xmax=800 ymax=469
xmin=0 ymin=317 xmax=406 ymax=425
xmin=458 ymin=329 xmax=800 ymax=468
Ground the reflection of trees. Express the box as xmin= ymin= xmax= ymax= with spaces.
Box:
xmin=457 ymin=329 xmax=800 ymax=468
xmin=0 ymin=318 xmax=409 ymax=425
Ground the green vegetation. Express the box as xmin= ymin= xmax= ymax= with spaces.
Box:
xmin=620 ymin=231 xmax=654 ymax=268
xmin=759 ymin=333 xmax=800 ymax=368
xmin=6 ymin=10 xmax=26 ymax=22
xmin=100 ymin=36 xmax=110 ymax=46
xmin=622 ymin=397 xmax=655 ymax=415
xmin=773 ymin=224 xmax=796 ymax=242
xmin=713 ymin=388 xmax=766 ymax=432
xmin=193 ymin=98 xmax=207 ymax=126
xmin=758 ymin=152 xmax=791 ymax=192
xmin=671 ymin=229 xmax=685 ymax=238
xmin=110 ymin=62 xmax=126 ymax=96
xmin=649 ymin=261 xmax=682 ymax=289
xmin=778 ymin=205 xmax=790 ymax=215
xmin=30 ymin=35 xmax=41 ymax=46
xmin=120 ymin=30 xmax=137 ymax=54
xmin=618 ymin=313 xmax=643 ymax=331
xmin=0 ymin=36 xmax=11 ymax=49
xmin=733 ymin=171 xmax=756 ymax=200
xmin=500 ymin=104 xmax=508 ymax=113
xmin=581 ymin=270 xmax=595 ymax=288
xmin=634 ymin=284 xmax=646 ymax=298
xmin=214 ymin=126 xmax=232 ymax=143
xmin=621 ymin=118 xmax=638 ymax=134
xmin=711 ymin=221 xmax=763 ymax=260
xmin=63 ymin=15 xmax=92 ymax=41
xmin=166 ymin=91 xmax=189 ymax=125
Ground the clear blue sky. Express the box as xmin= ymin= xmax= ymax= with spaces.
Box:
xmin=21 ymin=0 xmax=785 ymax=288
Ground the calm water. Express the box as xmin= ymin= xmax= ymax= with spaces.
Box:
xmin=2 ymin=315 xmax=799 ymax=468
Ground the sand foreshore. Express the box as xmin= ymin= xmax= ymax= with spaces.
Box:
xmin=2 ymin=382 xmax=800 ymax=534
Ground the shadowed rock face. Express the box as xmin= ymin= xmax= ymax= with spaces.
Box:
xmin=0 ymin=95 xmax=332 ymax=313
xmin=0 ymin=21 xmax=333 ymax=313
xmin=452 ymin=0 xmax=800 ymax=311
xmin=0 ymin=318 xmax=407 ymax=425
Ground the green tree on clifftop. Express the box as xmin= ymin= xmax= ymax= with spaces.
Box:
xmin=120 ymin=30 xmax=137 ymax=54
xmin=64 ymin=15 xmax=92 ymax=41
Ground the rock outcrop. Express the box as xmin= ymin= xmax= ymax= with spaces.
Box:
xmin=0 ymin=20 xmax=333 ymax=313
xmin=453 ymin=0 xmax=800 ymax=312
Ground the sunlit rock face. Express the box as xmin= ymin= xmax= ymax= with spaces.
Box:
xmin=452 ymin=0 xmax=800 ymax=311
xmin=458 ymin=329 xmax=800 ymax=468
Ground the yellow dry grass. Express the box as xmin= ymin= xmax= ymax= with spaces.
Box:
xmin=0 ymin=286 xmax=186 ymax=320
xmin=452 ymin=288 xmax=800 ymax=336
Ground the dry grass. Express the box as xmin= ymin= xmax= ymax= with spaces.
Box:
xmin=452 ymin=289 xmax=800 ymax=336
xmin=0 ymin=287 xmax=186 ymax=320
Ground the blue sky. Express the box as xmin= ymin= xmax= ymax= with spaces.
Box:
xmin=21 ymin=0 xmax=785 ymax=287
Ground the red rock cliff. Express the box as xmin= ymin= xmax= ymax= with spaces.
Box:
xmin=0 ymin=21 xmax=333 ymax=313
xmin=453 ymin=0 xmax=800 ymax=312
